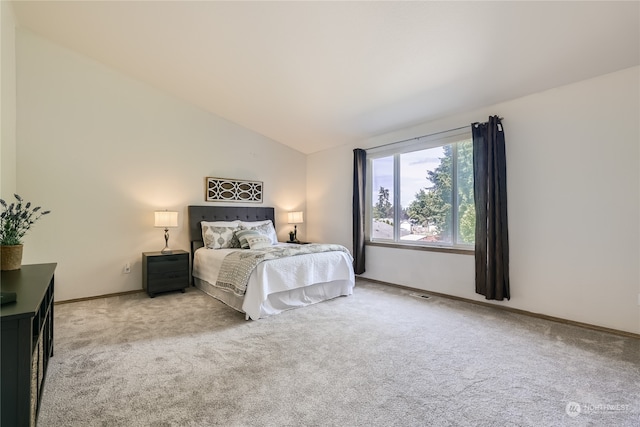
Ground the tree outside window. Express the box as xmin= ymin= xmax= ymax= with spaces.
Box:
xmin=369 ymin=133 xmax=474 ymax=248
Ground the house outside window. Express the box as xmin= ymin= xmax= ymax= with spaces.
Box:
xmin=367 ymin=127 xmax=474 ymax=249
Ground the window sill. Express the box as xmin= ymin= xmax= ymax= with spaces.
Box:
xmin=366 ymin=241 xmax=474 ymax=255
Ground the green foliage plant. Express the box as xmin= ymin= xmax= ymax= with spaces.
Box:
xmin=0 ymin=194 xmax=51 ymax=246
xmin=458 ymin=204 xmax=476 ymax=244
xmin=374 ymin=186 xmax=393 ymax=219
xmin=406 ymin=139 xmax=475 ymax=244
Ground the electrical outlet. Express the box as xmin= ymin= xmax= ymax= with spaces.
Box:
xmin=123 ymin=263 xmax=131 ymax=274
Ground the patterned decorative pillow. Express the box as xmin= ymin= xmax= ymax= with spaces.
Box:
xmin=240 ymin=221 xmax=277 ymax=245
xmin=235 ymin=229 xmax=262 ymax=249
xmin=201 ymin=221 xmax=241 ymax=248
xmin=202 ymin=225 xmax=241 ymax=249
xmin=246 ymin=234 xmax=272 ymax=250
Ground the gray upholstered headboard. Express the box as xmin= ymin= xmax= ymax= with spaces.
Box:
xmin=187 ymin=205 xmax=275 ymax=255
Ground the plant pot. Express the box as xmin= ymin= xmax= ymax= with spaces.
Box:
xmin=1 ymin=244 xmax=23 ymax=271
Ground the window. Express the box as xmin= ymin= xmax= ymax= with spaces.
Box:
xmin=368 ymin=128 xmax=474 ymax=249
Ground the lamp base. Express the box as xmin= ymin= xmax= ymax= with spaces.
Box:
xmin=161 ymin=228 xmax=172 ymax=254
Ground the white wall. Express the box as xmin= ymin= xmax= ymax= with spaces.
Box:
xmin=10 ymin=22 xmax=640 ymax=333
xmin=1 ymin=1 xmax=17 ymax=196
xmin=16 ymin=29 xmax=306 ymax=301
xmin=308 ymin=66 xmax=640 ymax=334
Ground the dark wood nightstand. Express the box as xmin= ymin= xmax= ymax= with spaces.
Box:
xmin=286 ymin=241 xmax=311 ymax=245
xmin=142 ymin=250 xmax=189 ymax=298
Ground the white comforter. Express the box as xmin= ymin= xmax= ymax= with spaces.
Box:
xmin=193 ymin=243 xmax=355 ymax=319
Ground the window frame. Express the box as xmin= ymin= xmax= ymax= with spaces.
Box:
xmin=366 ymin=127 xmax=475 ymax=251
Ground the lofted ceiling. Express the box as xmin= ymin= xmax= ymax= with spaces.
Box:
xmin=10 ymin=1 xmax=640 ymax=154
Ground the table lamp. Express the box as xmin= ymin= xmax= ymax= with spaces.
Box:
xmin=287 ymin=211 xmax=304 ymax=243
xmin=154 ymin=210 xmax=178 ymax=254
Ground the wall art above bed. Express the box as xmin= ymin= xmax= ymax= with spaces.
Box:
xmin=205 ymin=177 xmax=263 ymax=203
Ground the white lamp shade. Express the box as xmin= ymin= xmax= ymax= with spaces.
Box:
xmin=154 ymin=211 xmax=178 ymax=228
xmin=287 ymin=211 xmax=304 ymax=224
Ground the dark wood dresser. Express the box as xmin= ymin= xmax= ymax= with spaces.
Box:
xmin=1 ymin=263 xmax=56 ymax=427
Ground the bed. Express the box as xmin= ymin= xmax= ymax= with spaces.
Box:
xmin=188 ymin=206 xmax=355 ymax=319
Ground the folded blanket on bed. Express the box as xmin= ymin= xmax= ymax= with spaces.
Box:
xmin=215 ymin=244 xmax=351 ymax=296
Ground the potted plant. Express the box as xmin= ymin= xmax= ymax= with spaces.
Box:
xmin=0 ymin=194 xmax=50 ymax=270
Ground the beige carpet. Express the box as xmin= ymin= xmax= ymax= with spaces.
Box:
xmin=38 ymin=280 xmax=639 ymax=426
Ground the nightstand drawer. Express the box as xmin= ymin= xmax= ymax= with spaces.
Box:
xmin=147 ymin=256 xmax=188 ymax=274
xmin=148 ymin=269 xmax=188 ymax=280
xmin=149 ymin=275 xmax=186 ymax=292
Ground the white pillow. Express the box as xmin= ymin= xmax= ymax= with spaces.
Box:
xmin=239 ymin=220 xmax=272 ymax=227
xmin=201 ymin=220 xmax=240 ymax=227
xmin=201 ymin=224 xmax=241 ymax=249
xmin=246 ymin=234 xmax=272 ymax=250
xmin=239 ymin=220 xmax=277 ymax=245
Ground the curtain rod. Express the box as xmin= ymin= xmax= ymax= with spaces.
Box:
xmin=368 ymin=124 xmax=469 ymax=152
xmin=368 ymin=116 xmax=504 ymax=151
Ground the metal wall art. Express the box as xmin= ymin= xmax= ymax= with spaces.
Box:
xmin=205 ymin=177 xmax=263 ymax=203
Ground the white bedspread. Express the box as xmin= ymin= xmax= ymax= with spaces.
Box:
xmin=193 ymin=243 xmax=355 ymax=319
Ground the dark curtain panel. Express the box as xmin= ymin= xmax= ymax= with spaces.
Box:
xmin=352 ymin=148 xmax=367 ymax=274
xmin=472 ymin=116 xmax=510 ymax=300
